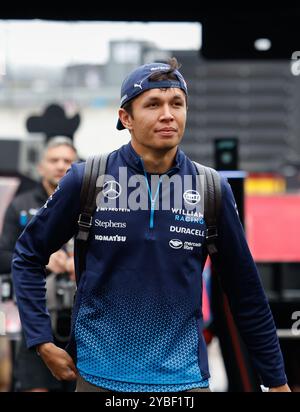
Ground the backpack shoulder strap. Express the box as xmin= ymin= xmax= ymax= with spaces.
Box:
xmin=75 ymin=153 xmax=109 ymax=283
xmin=193 ymin=161 xmax=222 ymax=256
xmin=76 ymin=153 xmax=109 ymax=241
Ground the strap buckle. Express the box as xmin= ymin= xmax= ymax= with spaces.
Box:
xmin=78 ymin=213 xmax=93 ymax=229
xmin=206 ymin=226 xmax=218 ymax=240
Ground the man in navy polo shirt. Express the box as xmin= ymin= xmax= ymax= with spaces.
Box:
xmin=12 ymin=58 xmax=290 ymax=392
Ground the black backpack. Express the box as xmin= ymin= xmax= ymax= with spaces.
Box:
xmin=75 ymin=154 xmax=222 ymax=282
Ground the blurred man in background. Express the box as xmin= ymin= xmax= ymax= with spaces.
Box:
xmin=0 ymin=136 xmax=77 ymax=391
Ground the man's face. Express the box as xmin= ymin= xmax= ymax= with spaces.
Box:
xmin=120 ymin=88 xmax=187 ymax=152
xmin=38 ymin=144 xmax=77 ymax=187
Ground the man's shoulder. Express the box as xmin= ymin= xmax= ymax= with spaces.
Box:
xmin=185 ymin=159 xmax=230 ymax=204
xmin=59 ymin=161 xmax=85 ymax=188
xmin=186 ymin=157 xmax=222 ymax=180
xmin=71 ymin=160 xmax=85 ymax=176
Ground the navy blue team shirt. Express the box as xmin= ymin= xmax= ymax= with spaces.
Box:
xmin=12 ymin=142 xmax=287 ymax=391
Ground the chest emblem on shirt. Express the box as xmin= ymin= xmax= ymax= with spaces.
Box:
xmin=102 ymin=181 xmax=122 ymax=199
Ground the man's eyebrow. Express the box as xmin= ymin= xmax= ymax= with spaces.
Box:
xmin=144 ymin=94 xmax=185 ymax=102
xmin=172 ymin=94 xmax=185 ymax=100
xmin=144 ymin=96 xmax=160 ymax=102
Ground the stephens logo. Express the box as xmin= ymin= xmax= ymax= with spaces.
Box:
xmin=169 ymin=239 xmax=183 ymax=249
xmin=95 ymin=220 xmax=126 ymax=229
xmin=183 ymin=190 xmax=201 ymax=205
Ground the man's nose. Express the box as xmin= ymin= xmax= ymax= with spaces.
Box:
xmin=159 ymin=104 xmax=174 ymax=121
xmin=57 ymin=160 xmax=68 ymax=170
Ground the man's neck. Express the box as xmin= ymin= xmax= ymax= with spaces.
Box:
xmin=131 ymin=141 xmax=178 ymax=174
xmin=42 ymin=180 xmax=56 ymax=197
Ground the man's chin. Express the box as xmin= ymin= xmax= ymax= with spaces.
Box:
xmin=154 ymin=138 xmax=181 ymax=151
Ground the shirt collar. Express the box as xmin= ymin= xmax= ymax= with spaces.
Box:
xmin=120 ymin=141 xmax=184 ymax=176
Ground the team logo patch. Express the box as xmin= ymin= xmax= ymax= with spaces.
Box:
xmin=102 ymin=181 xmax=122 ymax=200
xmin=169 ymin=239 xmax=183 ymax=249
xmin=183 ymin=189 xmax=201 ymax=205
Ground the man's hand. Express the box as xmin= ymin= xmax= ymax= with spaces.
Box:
xmin=36 ymin=342 xmax=78 ymax=381
xmin=46 ymin=250 xmax=68 ymax=274
xmin=65 ymin=256 xmax=76 ymax=281
xmin=269 ymin=384 xmax=291 ymax=392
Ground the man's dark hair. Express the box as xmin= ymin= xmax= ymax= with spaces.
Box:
xmin=122 ymin=57 xmax=184 ymax=118
xmin=148 ymin=57 xmax=181 ymax=82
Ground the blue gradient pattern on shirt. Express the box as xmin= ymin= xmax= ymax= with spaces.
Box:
xmin=79 ymin=370 xmax=209 ymax=392
xmin=75 ymin=285 xmax=203 ymax=384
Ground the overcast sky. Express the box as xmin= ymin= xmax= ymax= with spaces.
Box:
xmin=0 ymin=20 xmax=201 ymax=69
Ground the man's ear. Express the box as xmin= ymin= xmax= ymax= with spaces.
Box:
xmin=118 ymin=108 xmax=133 ymax=130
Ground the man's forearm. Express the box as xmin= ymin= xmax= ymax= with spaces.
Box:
xmin=36 ymin=342 xmax=54 ymax=356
